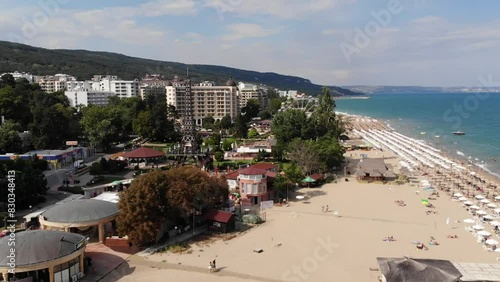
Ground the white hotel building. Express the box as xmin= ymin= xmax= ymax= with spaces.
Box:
xmin=166 ymin=79 xmax=240 ymax=126
xmin=64 ymin=75 xmax=140 ymax=107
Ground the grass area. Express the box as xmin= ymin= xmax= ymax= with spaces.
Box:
xmin=159 ymin=243 xmax=192 ymax=254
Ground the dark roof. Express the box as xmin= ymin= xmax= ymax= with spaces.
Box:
xmin=357 ymin=158 xmax=391 ymax=177
xmin=224 ymin=170 xmax=240 ymax=180
xmin=225 ymin=78 xmax=237 ymax=87
xmin=377 ymin=257 xmax=462 ymax=282
xmin=122 ymin=147 xmax=165 ymax=159
xmin=42 ymin=199 xmax=118 ymax=224
xmin=251 ymin=163 xmax=277 ymax=171
xmin=239 ymin=167 xmax=268 ymax=176
xmin=165 ymin=81 xmax=173 ymax=86
xmin=205 ymin=210 xmax=234 ymax=223
xmin=310 ymin=173 xmax=324 ymax=181
xmin=0 ymin=230 xmax=86 ymax=267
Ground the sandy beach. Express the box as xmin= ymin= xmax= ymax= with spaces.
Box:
xmin=108 ymin=115 xmax=500 ymax=282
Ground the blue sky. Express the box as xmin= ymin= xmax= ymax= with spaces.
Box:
xmin=2 ymin=0 xmax=500 ymax=87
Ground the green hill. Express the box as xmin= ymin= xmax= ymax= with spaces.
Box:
xmin=0 ymin=41 xmax=360 ymax=96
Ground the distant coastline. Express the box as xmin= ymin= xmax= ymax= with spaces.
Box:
xmin=335 ymin=96 xmax=370 ymax=100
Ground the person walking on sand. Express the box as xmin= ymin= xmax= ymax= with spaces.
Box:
xmin=322 ymin=206 xmax=324 ymax=213
xmin=326 ymin=205 xmax=329 ymax=212
xmin=213 ymin=259 xmax=216 ymax=272
xmin=209 ymin=261 xmax=213 ymax=273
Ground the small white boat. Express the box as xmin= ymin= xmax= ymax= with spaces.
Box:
xmin=453 ymin=131 xmax=465 ymax=135
xmin=434 ymin=135 xmax=440 ymax=138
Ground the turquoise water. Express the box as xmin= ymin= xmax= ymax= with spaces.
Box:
xmin=336 ymin=93 xmax=500 ymax=178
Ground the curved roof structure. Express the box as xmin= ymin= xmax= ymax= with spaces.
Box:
xmin=122 ymin=147 xmax=165 ymax=159
xmin=0 ymin=230 xmax=85 ymax=267
xmin=41 ymin=199 xmax=118 ymax=224
xmin=225 ymin=78 xmax=237 ymax=87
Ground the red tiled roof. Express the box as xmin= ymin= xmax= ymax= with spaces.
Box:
xmin=239 ymin=167 xmax=267 ymax=175
xmin=224 ymin=170 xmax=240 ymax=180
xmin=121 ymin=147 xmax=164 ymax=158
xmin=310 ymin=173 xmax=324 ymax=181
xmin=205 ymin=210 xmax=233 ymax=223
xmin=265 ymin=171 xmax=277 ymax=179
xmin=251 ymin=163 xmax=277 ymax=171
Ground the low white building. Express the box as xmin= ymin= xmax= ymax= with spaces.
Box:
xmin=1 ymin=71 xmax=35 ymax=83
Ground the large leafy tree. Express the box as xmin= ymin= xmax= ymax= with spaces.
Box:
xmin=271 ymin=109 xmax=308 ymax=144
xmin=286 ymin=138 xmax=322 ymax=175
xmin=81 ymin=106 xmax=122 ymax=150
xmin=117 ymin=170 xmax=171 ymax=245
xmin=231 ymin=114 xmax=249 ymax=138
xmin=0 ymin=157 xmax=48 ymax=209
xmin=269 ymin=98 xmax=284 ymax=115
xmin=29 ymin=91 xmax=80 ymax=149
xmin=241 ymin=99 xmax=260 ymax=122
xmin=117 ymin=167 xmax=229 ymax=245
xmin=308 ymin=87 xmax=342 ymax=138
xmin=0 ymin=121 xmax=23 ymax=154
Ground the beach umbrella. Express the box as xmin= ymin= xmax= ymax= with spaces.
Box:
xmin=495 ymin=208 xmax=500 ymax=214
xmin=488 ymin=203 xmax=497 ymax=208
xmin=476 ymin=210 xmax=488 ymax=215
xmin=495 ymin=196 xmax=500 ymax=200
xmin=486 ymin=239 xmax=499 ymax=245
xmin=477 ymin=230 xmax=491 ymax=237
xmin=481 ymin=199 xmax=491 ymax=204
xmin=470 ymin=205 xmax=480 ymax=210
xmin=463 ymin=219 xmax=475 ymax=224
xmin=464 ymin=201 xmax=473 ymax=206
xmin=295 ymin=196 xmax=305 ymax=200
xmin=458 ymin=197 xmax=468 ymax=201
xmin=483 ymin=215 xmax=494 ymax=220
xmin=472 ymin=225 xmax=484 ymax=230
xmin=475 ymin=195 xmax=485 ymax=200
xmin=490 ymin=221 xmax=500 ymax=226
xmin=302 ymin=176 xmax=316 ymax=183
xmin=453 ymin=193 xmax=463 ymax=197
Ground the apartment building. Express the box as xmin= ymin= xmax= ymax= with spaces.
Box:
xmin=1 ymin=71 xmax=35 ymax=83
xmin=35 ymin=74 xmax=76 ymax=93
xmin=166 ymin=79 xmax=239 ymax=126
xmin=237 ymin=82 xmax=269 ymax=110
xmin=65 ymin=91 xmax=115 ymax=107
xmin=140 ymin=84 xmax=166 ymax=100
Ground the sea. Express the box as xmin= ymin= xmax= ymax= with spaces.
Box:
xmin=335 ymin=93 xmax=500 ymax=179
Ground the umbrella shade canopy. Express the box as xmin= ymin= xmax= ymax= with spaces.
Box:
xmin=458 ymin=197 xmax=468 ymax=201
xmin=302 ymin=176 xmax=316 ymax=183
xmin=470 ymin=205 xmax=480 ymax=210
xmin=490 ymin=221 xmax=500 ymax=226
xmin=472 ymin=225 xmax=484 ymax=230
xmin=464 ymin=201 xmax=474 ymax=206
xmin=453 ymin=193 xmax=463 ymax=197
xmin=495 ymin=208 xmax=500 ymax=214
xmin=495 ymin=196 xmax=500 ymax=200
xmin=488 ymin=203 xmax=497 ymax=208
xmin=121 ymin=147 xmax=165 ymax=159
xmin=477 ymin=230 xmax=491 ymax=236
xmin=476 ymin=210 xmax=488 ymax=215
xmin=377 ymin=257 xmax=462 ymax=282
xmin=481 ymin=199 xmax=491 ymax=204
xmin=475 ymin=195 xmax=485 ymax=200
xmin=463 ymin=219 xmax=475 ymax=224
xmin=486 ymin=239 xmax=499 ymax=245
xmin=483 ymin=215 xmax=494 ymax=220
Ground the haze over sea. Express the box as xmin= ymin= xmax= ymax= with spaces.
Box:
xmin=336 ymin=93 xmax=500 ymax=179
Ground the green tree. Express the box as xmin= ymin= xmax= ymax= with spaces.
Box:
xmin=284 ymin=162 xmax=304 ymax=186
xmin=258 ymin=110 xmax=272 ymax=120
xmin=0 ymin=74 xmax=15 ymax=88
xmin=313 ymin=136 xmax=345 ymax=170
xmin=81 ymin=106 xmax=122 ymax=150
xmin=248 ymin=128 xmax=259 ymax=138
xmin=219 ymin=115 xmax=233 ymax=130
xmin=272 ymin=174 xmax=290 ymax=201
xmin=271 ymin=109 xmax=308 ymax=144
xmin=0 ymin=121 xmax=23 ymax=154
xmin=232 ymin=114 xmax=248 ymax=138
xmin=241 ymin=99 xmax=260 ymax=122
xmin=202 ymin=116 xmax=215 ymax=130
xmin=269 ymin=98 xmax=284 ymax=115
xmin=214 ymin=151 xmax=224 ymax=162
xmin=308 ymin=86 xmax=342 ymax=139
xmin=222 ymin=138 xmax=236 ymax=151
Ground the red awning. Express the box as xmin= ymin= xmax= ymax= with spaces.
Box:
xmin=205 ymin=210 xmax=233 ymax=223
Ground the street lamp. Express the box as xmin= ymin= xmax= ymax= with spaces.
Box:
xmin=29 ymin=205 xmax=32 ymax=213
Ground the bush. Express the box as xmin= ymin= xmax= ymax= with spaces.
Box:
xmin=134 ymin=165 xmax=140 ymax=170
xmin=214 ymin=151 xmax=224 ymax=162
xmin=89 ymin=162 xmax=103 ymax=175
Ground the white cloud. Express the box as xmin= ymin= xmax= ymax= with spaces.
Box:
xmin=221 ymin=23 xmax=281 ymax=41
xmin=410 ymin=16 xmax=443 ymax=25
xmin=203 ymin=0 xmax=354 ymax=19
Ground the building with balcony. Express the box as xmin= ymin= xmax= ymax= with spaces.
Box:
xmin=35 ymin=74 xmax=76 ymax=93
xmin=224 ymin=163 xmax=277 ymax=205
xmin=1 ymin=71 xmax=35 ymax=82
xmin=166 ymin=78 xmax=239 ymax=126
xmin=65 ymin=90 xmax=115 ymax=107
xmin=238 ymin=82 xmax=269 ymax=110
